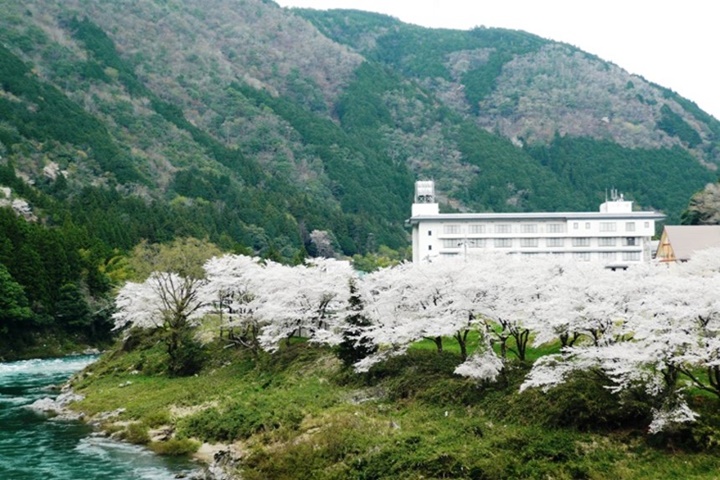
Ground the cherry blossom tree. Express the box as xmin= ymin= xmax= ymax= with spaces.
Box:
xmin=111 ymin=236 xmax=720 ymax=432
xmin=521 ymin=255 xmax=720 ymax=432
xmin=203 ymin=254 xmax=265 ymax=350
xmin=350 ymin=263 xmax=417 ymax=372
xmin=452 ymin=253 xmax=545 ymax=379
xmin=253 ymin=258 xmax=355 ymax=352
xmin=113 ymin=238 xmax=220 ymax=375
xmin=356 ymin=257 xmax=501 ymax=375
xmin=113 ymin=271 xmax=213 ymax=374
xmin=527 ymin=261 xmax=589 ymax=348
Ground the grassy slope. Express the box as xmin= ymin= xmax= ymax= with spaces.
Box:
xmin=70 ymin=335 xmax=720 ymax=480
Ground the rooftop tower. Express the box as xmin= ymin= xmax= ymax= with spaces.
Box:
xmin=412 ymin=181 xmax=439 ymax=216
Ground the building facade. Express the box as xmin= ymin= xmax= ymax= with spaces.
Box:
xmin=409 ymin=181 xmax=665 ymax=266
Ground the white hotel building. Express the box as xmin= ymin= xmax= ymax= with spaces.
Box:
xmin=409 ymin=181 xmax=665 ymax=266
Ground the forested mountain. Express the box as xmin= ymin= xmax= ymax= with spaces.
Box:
xmin=297 ymin=8 xmax=720 ymax=216
xmin=1 ymin=0 xmax=719 ymax=354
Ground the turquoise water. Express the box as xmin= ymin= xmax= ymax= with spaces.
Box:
xmin=0 ymin=356 xmax=202 ymax=479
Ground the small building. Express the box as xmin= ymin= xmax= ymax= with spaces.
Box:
xmin=655 ymin=225 xmax=720 ymax=262
xmin=408 ymin=181 xmax=665 ymax=266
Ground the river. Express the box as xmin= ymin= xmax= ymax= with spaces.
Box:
xmin=0 ymin=355 xmax=202 ymax=479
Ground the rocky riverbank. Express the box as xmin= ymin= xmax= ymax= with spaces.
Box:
xmin=27 ymin=382 xmax=240 ymax=479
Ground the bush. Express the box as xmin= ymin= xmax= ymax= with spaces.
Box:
xmin=143 ymin=410 xmax=171 ymax=428
xmin=120 ymin=422 xmax=150 ymax=444
xmin=167 ymin=331 xmax=208 ymax=377
xmin=363 ymin=350 xmax=483 ymax=405
xmin=178 ymin=400 xmax=305 ymax=443
xmin=486 ymin=370 xmax=652 ymax=432
xmin=243 ymin=414 xmax=364 ymax=480
xmin=149 ymin=438 xmax=200 ymax=456
xmin=648 ymin=397 xmax=720 ymax=452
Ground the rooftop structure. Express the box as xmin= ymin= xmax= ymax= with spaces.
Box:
xmin=408 ymin=181 xmax=665 ymax=266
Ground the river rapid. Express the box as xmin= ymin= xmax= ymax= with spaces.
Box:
xmin=0 ymin=355 xmax=201 ymax=479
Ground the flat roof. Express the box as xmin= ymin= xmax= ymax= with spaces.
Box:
xmin=408 ymin=211 xmax=665 ymax=224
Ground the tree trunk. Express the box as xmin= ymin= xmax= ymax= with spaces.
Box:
xmin=433 ymin=336 xmax=443 ymax=353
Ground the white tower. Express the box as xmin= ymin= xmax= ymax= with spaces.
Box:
xmin=412 ymin=180 xmax=439 ymax=216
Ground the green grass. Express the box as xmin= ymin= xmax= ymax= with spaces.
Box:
xmin=410 ymin=330 xmax=562 ymax=362
xmin=70 ymin=333 xmax=720 ymax=478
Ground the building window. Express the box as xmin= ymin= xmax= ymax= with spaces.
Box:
xmin=573 ymin=222 xmax=579 ymax=230
xmin=428 ymin=230 xmax=432 ymax=236
xmin=600 ymin=222 xmax=617 ymax=232
xmin=625 ymin=222 xmax=636 ymax=232
xmin=622 ymin=237 xmax=637 ymax=246
xmin=467 ymin=239 xmax=486 ymax=248
xmin=585 ymin=222 xmax=591 ymax=229
xmin=546 ymin=238 xmax=565 ymax=247
xmin=573 ymin=252 xmax=591 ymax=261
xmin=521 ymin=224 xmax=537 ymax=233
xmin=572 ymin=238 xmax=591 ymax=247
xmin=444 ymin=225 xmax=461 ymax=234
xmin=468 ymin=224 xmax=486 ymax=234
xmin=520 ymin=238 xmax=539 ymax=248
xmin=442 ymin=239 xmax=461 ymax=248
xmin=494 ymin=238 xmax=512 ymax=248
xmin=428 ymin=245 xmax=432 ymax=250
xmin=599 ymin=252 xmax=617 ymax=262
xmin=644 ymin=222 xmax=650 ymax=228
xmin=598 ymin=237 xmax=616 ymax=246
xmin=547 ymin=224 xmax=564 ymax=233
xmin=495 ymin=224 xmax=512 ymax=234
xmin=622 ymin=251 xmax=641 ymax=261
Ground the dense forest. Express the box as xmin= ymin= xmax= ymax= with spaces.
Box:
xmin=1 ymin=0 xmax=720 ymax=357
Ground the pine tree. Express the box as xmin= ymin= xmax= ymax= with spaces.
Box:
xmin=336 ymin=279 xmax=376 ymax=368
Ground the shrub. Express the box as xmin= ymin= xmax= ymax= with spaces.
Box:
xmin=143 ymin=410 xmax=171 ymax=428
xmin=149 ymin=438 xmax=200 ymax=456
xmin=487 ymin=370 xmax=651 ymax=431
xmin=167 ymin=331 xmax=207 ymax=377
xmin=120 ymin=422 xmax=150 ymax=444
xmin=178 ymin=402 xmax=304 ymax=443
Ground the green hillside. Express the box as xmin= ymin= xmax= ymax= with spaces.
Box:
xmin=70 ymin=338 xmax=720 ymax=479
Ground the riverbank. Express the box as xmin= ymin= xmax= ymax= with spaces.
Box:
xmin=0 ymin=355 xmax=200 ymax=479
xmin=26 ymin=371 xmax=230 ymax=479
xmin=66 ymin=335 xmax=720 ymax=479
xmin=0 ymin=330 xmax=110 ymax=363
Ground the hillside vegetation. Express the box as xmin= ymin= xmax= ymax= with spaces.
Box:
xmin=71 ymin=338 xmax=720 ymax=479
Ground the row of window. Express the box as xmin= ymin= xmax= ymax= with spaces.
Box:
xmin=570 ymin=251 xmax=641 ymax=261
xmin=439 ymin=251 xmax=642 ymax=261
xmin=440 ymin=221 xmax=648 ymax=235
xmin=442 ymin=237 xmax=639 ymax=248
xmin=443 ymin=224 xmax=560 ymax=235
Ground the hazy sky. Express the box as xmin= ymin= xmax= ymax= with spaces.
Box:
xmin=275 ymin=0 xmax=719 ymax=120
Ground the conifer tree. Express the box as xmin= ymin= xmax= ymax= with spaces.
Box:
xmin=336 ymin=279 xmax=376 ymax=368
